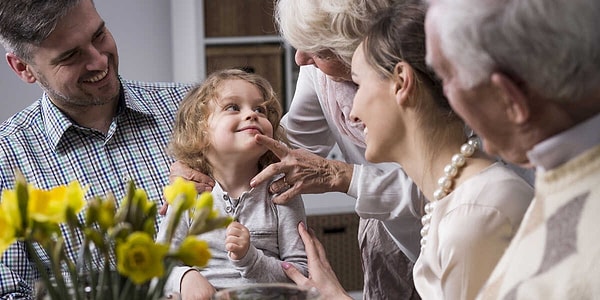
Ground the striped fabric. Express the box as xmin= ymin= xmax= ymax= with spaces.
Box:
xmin=0 ymin=78 xmax=193 ymax=298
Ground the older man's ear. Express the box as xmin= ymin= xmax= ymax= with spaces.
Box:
xmin=490 ymin=72 xmax=531 ymax=125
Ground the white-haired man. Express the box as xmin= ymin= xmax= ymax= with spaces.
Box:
xmin=425 ymin=0 xmax=600 ymax=298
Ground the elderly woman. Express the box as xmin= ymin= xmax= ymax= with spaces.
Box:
xmin=254 ymin=0 xmax=423 ymax=298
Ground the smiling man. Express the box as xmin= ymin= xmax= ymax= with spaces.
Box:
xmin=424 ymin=0 xmax=600 ymax=298
xmin=0 ymin=0 xmax=193 ymax=298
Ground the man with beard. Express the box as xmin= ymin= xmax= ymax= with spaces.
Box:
xmin=0 ymin=0 xmax=195 ymax=298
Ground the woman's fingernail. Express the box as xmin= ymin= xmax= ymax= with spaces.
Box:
xmin=299 ymin=221 xmax=307 ymax=230
xmin=281 ymin=262 xmax=291 ymax=270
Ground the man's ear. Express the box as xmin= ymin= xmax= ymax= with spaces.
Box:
xmin=6 ymin=53 xmax=37 ymax=84
xmin=490 ymin=72 xmax=529 ymax=124
xmin=392 ymin=61 xmax=415 ymax=106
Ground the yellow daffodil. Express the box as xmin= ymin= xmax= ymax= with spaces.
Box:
xmin=4 ymin=173 xmax=232 ymax=298
xmin=86 ymin=195 xmax=116 ymax=231
xmin=133 ymin=188 xmax=154 ymax=214
xmin=64 ymin=180 xmax=87 ymax=215
xmin=189 ymin=192 xmax=233 ymax=235
xmin=163 ymin=177 xmax=197 ymax=210
xmin=195 ymin=191 xmax=213 ymax=211
xmin=0 ymin=207 xmax=16 ymax=254
xmin=116 ymin=232 xmax=169 ymax=285
xmin=97 ymin=196 xmax=116 ymax=230
xmin=28 ymin=181 xmax=86 ymax=224
xmin=0 ymin=189 xmax=22 ymax=234
xmin=175 ymin=236 xmax=211 ymax=268
xmin=28 ymin=185 xmax=65 ymax=224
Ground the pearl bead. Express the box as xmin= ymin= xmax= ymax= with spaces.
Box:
xmin=425 ymin=202 xmax=435 ymax=214
xmin=420 ymin=224 xmax=429 ymax=237
xmin=460 ymin=143 xmax=475 ymax=156
xmin=438 ymin=176 xmax=452 ymax=191
xmin=421 ymin=214 xmax=431 ymax=225
xmin=444 ymin=164 xmax=458 ymax=177
xmin=419 ymin=138 xmax=479 ymax=246
xmin=468 ymin=138 xmax=479 ymax=148
xmin=433 ymin=189 xmax=447 ymax=200
xmin=451 ymin=154 xmax=466 ymax=167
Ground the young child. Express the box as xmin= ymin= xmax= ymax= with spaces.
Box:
xmin=158 ymin=69 xmax=308 ymax=297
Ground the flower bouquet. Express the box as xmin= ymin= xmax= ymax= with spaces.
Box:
xmin=0 ymin=172 xmax=232 ymax=300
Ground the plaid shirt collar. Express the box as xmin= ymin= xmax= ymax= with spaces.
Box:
xmin=42 ymin=77 xmax=155 ymax=151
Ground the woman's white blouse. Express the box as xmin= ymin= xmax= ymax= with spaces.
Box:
xmin=413 ymin=163 xmax=533 ymax=299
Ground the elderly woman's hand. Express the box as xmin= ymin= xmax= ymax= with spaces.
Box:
xmin=250 ymin=135 xmax=354 ymax=204
xmin=281 ymin=222 xmax=352 ymax=300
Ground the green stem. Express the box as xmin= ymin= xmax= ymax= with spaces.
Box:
xmin=25 ymin=241 xmax=59 ymax=300
xmin=65 ymin=259 xmax=83 ymax=300
xmin=118 ymin=276 xmax=134 ymax=300
xmin=150 ymin=258 xmax=177 ymax=300
xmin=49 ymin=242 xmax=71 ymax=300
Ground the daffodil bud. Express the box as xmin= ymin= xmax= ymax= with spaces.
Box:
xmin=163 ymin=177 xmax=197 ymax=210
xmin=189 ymin=215 xmax=233 ymax=236
xmin=86 ymin=197 xmax=100 ymax=227
xmin=97 ymin=195 xmax=116 ymax=231
xmin=174 ymin=236 xmax=211 ymax=267
xmin=14 ymin=171 xmax=29 ymax=231
xmin=84 ymin=228 xmax=105 ymax=250
xmin=195 ymin=192 xmax=213 ymax=210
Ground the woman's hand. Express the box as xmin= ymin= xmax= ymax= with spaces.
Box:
xmin=160 ymin=161 xmax=215 ymax=215
xmin=251 ymin=135 xmax=354 ymax=204
xmin=225 ymin=222 xmax=250 ymax=260
xmin=281 ymin=222 xmax=352 ymax=300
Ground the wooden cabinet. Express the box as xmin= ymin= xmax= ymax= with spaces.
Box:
xmin=307 ymin=213 xmax=364 ymax=291
xmin=171 ymin=0 xmax=296 ymax=110
xmin=206 ymin=44 xmax=284 ymax=106
xmin=204 ymin=0 xmax=277 ymax=37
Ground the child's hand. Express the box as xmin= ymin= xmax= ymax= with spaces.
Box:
xmin=225 ymin=221 xmax=250 ymax=260
xmin=180 ymin=269 xmax=215 ymax=300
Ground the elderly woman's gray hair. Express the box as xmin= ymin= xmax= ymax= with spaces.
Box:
xmin=275 ymin=0 xmax=395 ymax=67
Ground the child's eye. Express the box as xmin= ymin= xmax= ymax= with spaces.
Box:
xmin=224 ymin=104 xmax=240 ymax=111
xmin=254 ymin=106 xmax=267 ymax=114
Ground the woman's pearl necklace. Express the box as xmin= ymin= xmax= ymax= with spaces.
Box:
xmin=420 ymin=137 xmax=479 ymax=250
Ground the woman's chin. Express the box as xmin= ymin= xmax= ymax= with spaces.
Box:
xmin=364 ymin=147 xmax=382 ymax=164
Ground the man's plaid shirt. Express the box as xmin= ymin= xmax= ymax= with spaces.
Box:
xmin=0 ymin=78 xmax=192 ymax=299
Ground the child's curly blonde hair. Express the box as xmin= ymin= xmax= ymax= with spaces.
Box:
xmin=169 ymin=69 xmax=287 ymax=176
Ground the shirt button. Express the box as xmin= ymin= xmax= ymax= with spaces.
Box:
xmin=225 ymin=206 xmax=232 ymax=213
xmin=223 ymin=195 xmax=230 ymax=200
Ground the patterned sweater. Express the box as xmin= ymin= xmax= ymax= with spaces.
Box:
xmin=478 ymin=144 xmax=600 ymax=299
